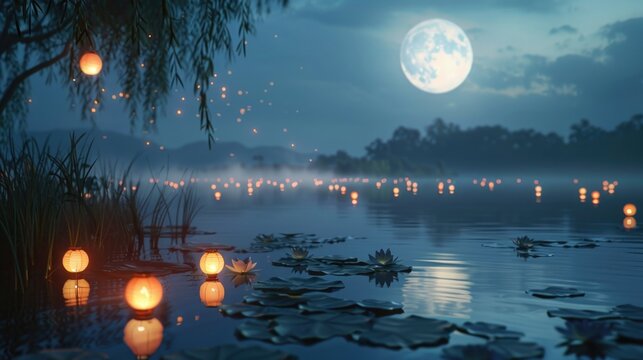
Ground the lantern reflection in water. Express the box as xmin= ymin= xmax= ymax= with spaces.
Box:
xmin=623 ymin=217 xmax=637 ymax=229
xmin=199 ymin=280 xmax=225 ymax=307
xmin=123 ymin=317 xmax=164 ymax=359
xmin=125 ymin=274 xmax=163 ymax=315
xmin=62 ymin=279 xmax=90 ymax=306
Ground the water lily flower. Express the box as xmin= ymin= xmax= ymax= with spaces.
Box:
xmin=369 ymin=248 xmax=399 ymax=266
xmin=290 ymin=247 xmax=309 ymax=260
xmin=513 ymin=236 xmax=535 ymax=251
xmin=225 ymin=257 xmax=257 ymax=274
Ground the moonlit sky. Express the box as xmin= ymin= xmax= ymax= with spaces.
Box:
xmin=23 ymin=0 xmax=643 ymax=154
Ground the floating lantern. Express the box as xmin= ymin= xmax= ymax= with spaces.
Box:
xmin=437 ymin=182 xmax=445 ymax=191
xmin=199 ymin=250 xmax=224 ymax=277
xmin=534 ymin=185 xmax=542 ymax=193
xmin=623 ymin=203 xmax=637 ymax=216
xmin=123 ymin=317 xmax=164 ymax=358
xmin=488 ymin=182 xmax=495 ymax=191
xmin=623 ymin=217 xmax=637 ymax=230
xmin=62 ymin=279 xmax=90 ymax=306
xmin=350 ymin=191 xmax=359 ymax=201
xmin=448 ymin=184 xmax=455 ymax=194
xmin=579 ymin=187 xmax=587 ymax=195
xmin=393 ymin=187 xmax=400 ymax=197
xmin=79 ymin=52 xmax=103 ymax=75
xmin=214 ymin=191 xmax=221 ymax=201
xmin=62 ymin=247 xmax=89 ymax=273
xmin=591 ymin=191 xmax=600 ymax=200
xmin=125 ymin=274 xmax=163 ymax=314
xmin=199 ymin=280 xmax=225 ymax=307
xmin=376 ymin=181 xmax=382 ymax=189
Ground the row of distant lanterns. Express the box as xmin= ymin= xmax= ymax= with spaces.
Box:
xmin=61 ymin=248 xmax=228 ymax=358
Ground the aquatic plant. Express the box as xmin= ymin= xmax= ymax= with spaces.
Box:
xmin=556 ymin=320 xmax=613 ymax=345
xmin=368 ymin=248 xmax=399 ymax=266
xmin=290 ymin=247 xmax=309 ymax=260
xmin=172 ymin=182 xmax=202 ymax=243
xmin=513 ymin=236 xmax=535 ymax=251
xmin=226 ymin=258 xmax=258 ymax=274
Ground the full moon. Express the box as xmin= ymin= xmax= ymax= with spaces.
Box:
xmin=400 ymin=19 xmax=473 ymax=94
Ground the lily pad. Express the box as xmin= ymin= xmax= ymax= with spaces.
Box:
xmin=161 ymin=344 xmax=295 ymax=360
xmin=527 ymin=286 xmax=585 ymax=299
xmin=236 ymin=319 xmax=292 ymax=344
xmin=100 ymin=260 xmax=193 ymax=277
xmin=313 ymin=255 xmax=364 ymax=265
xmin=243 ymin=292 xmax=323 ymax=308
xmin=443 ymin=341 xmax=545 ymax=359
xmin=443 ymin=344 xmax=497 ymax=360
xmin=15 ymin=349 xmax=108 ymax=360
xmin=547 ymin=308 xmax=618 ymax=321
xmin=299 ymin=296 xmax=357 ymax=311
xmin=253 ymin=277 xmax=345 ymax=294
xmin=372 ymin=264 xmax=413 ymax=273
xmin=457 ymin=321 xmax=524 ymax=340
xmin=488 ymin=340 xmax=545 ymax=359
xmin=220 ymin=304 xmax=301 ymax=319
xmin=306 ymin=264 xmax=374 ymax=276
xmin=614 ymin=305 xmax=643 ymax=321
xmin=616 ymin=321 xmax=643 ymax=342
xmin=351 ymin=315 xmax=454 ymax=349
xmin=356 ymin=299 xmax=404 ymax=315
xmin=273 ymin=313 xmax=372 ymax=343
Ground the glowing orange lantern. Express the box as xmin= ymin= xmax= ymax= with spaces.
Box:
xmin=62 ymin=247 xmax=89 ymax=273
xmin=591 ymin=191 xmax=600 ymax=200
xmin=199 ymin=280 xmax=225 ymax=307
xmin=79 ymin=52 xmax=103 ymax=76
xmin=125 ymin=274 xmax=163 ymax=314
xmin=350 ymin=191 xmax=359 ymax=201
xmin=123 ymin=317 xmax=164 ymax=358
xmin=199 ymin=250 xmax=224 ymax=277
xmin=62 ymin=279 xmax=90 ymax=306
xmin=623 ymin=217 xmax=637 ymax=229
xmin=393 ymin=187 xmax=400 ymax=196
xmin=623 ymin=203 xmax=637 ymax=217
xmin=579 ymin=187 xmax=587 ymax=195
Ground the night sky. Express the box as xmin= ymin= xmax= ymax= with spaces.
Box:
xmin=24 ymin=0 xmax=643 ymax=154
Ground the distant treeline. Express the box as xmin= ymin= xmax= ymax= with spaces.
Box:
xmin=312 ymin=115 xmax=643 ymax=174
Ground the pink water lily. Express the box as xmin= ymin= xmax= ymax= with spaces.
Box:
xmin=225 ymin=257 xmax=257 ymax=274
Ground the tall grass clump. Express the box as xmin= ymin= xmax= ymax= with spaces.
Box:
xmin=172 ymin=182 xmax=202 ymax=243
xmin=0 ymin=134 xmax=145 ymax=292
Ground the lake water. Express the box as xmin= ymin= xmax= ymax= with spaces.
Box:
xmin=2 ymin=176 xmax=642 ymax=359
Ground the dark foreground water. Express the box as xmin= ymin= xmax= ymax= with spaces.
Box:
xmin=2 ymin=175 xmax=642 ymax=359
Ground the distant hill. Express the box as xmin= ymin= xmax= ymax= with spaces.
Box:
xmin=25 ymin=129 xmax=313 ymax=170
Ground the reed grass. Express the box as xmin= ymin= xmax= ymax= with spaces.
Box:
xmin=0 ymin=134 xmax=154 ymax=291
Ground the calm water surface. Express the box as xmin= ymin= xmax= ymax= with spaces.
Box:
xmin=2 ymin=176 xmax=642 ymax=359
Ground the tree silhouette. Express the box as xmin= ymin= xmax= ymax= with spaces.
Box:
xmin=0 ymin=0 xmax=288 ymax=146
xmin=314 ymin=115 xmax=643 ymax=174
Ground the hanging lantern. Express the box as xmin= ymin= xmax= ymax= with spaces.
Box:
xmin=199 ymin=250 xmax=224 ymax=277
xmin=62 ymin=247 xmax=89 ymax=273
xmin=79 ymin=52 xmax=103 ymax=76
xmin=623 ymin=203 xmax=637 ymax=217
xmin=125 ymin=274 xmax=163 ymax=315
xmin=123 ymin=317 xmax=164 ymax=358
xmin=62 ymin=279 xmax=90 ymax=306
xmin=199 ymin=280 xmax=225 ymax=307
